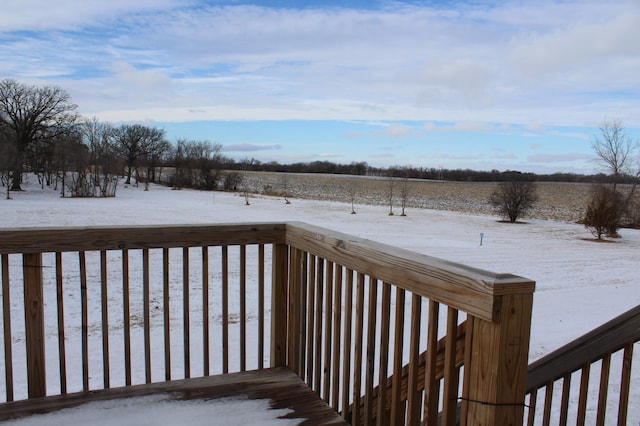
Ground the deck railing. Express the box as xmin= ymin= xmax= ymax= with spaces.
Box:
xmin=0 ymin=222 xmax=535 ymax=425
xmin=525 ymin=304 xmax=640 ymax=426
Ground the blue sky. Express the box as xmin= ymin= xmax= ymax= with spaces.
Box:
xmin=2 ymin=0 xmax=639 ymax=173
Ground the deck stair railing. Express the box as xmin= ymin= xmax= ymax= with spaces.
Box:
xmin=524 ymin=304 xmax=640 ymax=426
xmin=0 ymin=222 xmax=535 ymax=425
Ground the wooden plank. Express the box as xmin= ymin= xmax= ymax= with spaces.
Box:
xmin=287 ymin=248 xmax=301 ymax=375
xmin=542 ymin=382 xmax=553 ymax=426
xmin=258 ymin=244 xmax=265 ymax=371
xmin=79 ymin=251 xmax=89 ymax=392
xmin=559 ymin=374 xmax=571 ymax=426
xmin=617 ymin=342 xmax=633 ymax=426
xmin=352 ymin=273 xmax=365 ymax=425
xmin=376 ymin=281 xmax=391 ymax=425
xmin=2 ymin=254 xmax=13 ymax=402
xmin=23 ymin=253 xmax=46 ymax=398
xmin=390 ymin=287 xmax=406 ymax=426
xmin=202 ymin=246 xmax=210 ymax=375
xmin=163 ymin=248 xmax=171 ymax=381
xmin=0 ymin=368 xmax=348 ymax=425
xmin=270 ymin=244 xmax=288 ymax=368
xmin=424 ymin=300 xmax=440 ymax=423
xmin=363 ymin=277 xmax=378 ymax=425
xmin=122 ymin=250 xmax=131 ymax=386
xmin=323 ymin=261 xmax=334 ymax=403
xmin=239 ymin=245 xmax=246 ymax=372
xmin=143 ymin=249 xmax=151 ymax=384
xmin=183 ymin=247 xmax=190 ymax=379
xmin=406 ymin=293 xmax=422 ymax=425
xmin=526 ymin=388 xmax=537 ymax=426
xmin=340 ymin=268 xmax=354 ymax=421
xmin=55 ymin=253 xmax=67 ymax=395
xmin=331 ymin=265 xmax=343 ymax=410
xmin=596 ymin=353 xmax=611 ymax=426
xmin=313 ymin=258 xmax=325 ymax=394
xmin=442 ymin=307 xmax=459 ymax=426
xmin=576 ymin=364 xmax=590 ymax=426
xmin=285 ymin=222 xmax=535 ymax=322
xmin=460 ymin=315 xmax=473 ymax=426
xmin=0 ymin=223 xmax=287 ymax=254
xmin=222 ymin=245 xmax=229 ymax=374
xmin=306 ymin=255 xmax=317 ymax=385
xmin=100 ymin=250 xmax=110 ymax=389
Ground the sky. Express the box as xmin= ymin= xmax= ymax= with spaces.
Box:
xmin=1 ymin=0 xmax=639 ymax=174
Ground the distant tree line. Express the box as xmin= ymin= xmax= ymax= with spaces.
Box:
xmin=3 ymin=79 xmax=638 ymax=203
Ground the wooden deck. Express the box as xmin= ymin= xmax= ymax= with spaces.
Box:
xmin=0 ymin=368 xmax=348 ymax=425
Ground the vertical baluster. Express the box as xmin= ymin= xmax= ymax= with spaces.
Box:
xmin=55 ymin=253 xmax=67 ymax=395
xmin=363 ymin=277 xmax=378 ymax=425
xmin=287 ymin=248 xmax=301 ymax=374
xmin=313 ymin=258 xmax=324 ymax=394
xmin=460 ymin=316 xmax=474 ymax=426
xmin=341 ymin=268 xmax=354 ymax=422
xmin=270 ymin=244 xmax=288 ymax=368
xmin=142 ymin=249 xmax=151 ymax=384
xmin=258 ymin=244 xmax=265 ymax=370
xmin=559 ymin=374 xmax=572 ymax=425
xmin=23 ymin=253 xmax=46 ymax=398
xmin=306 ymin=255 xmax=317 ymax=385
xmin=299 ymin=251 xmax=308 ymax=379
xmin=376 ymin=281 xmax=392 ymax=425
xmin=183 ymin=247 xmax=190 ymax=378
xmin=617 ymin=343 xmax=634 ymax=426
xmin=222 ymin=245 xmax=229 ymax=373
xmin=542 ymin=382 xmax=553 ymax=426
xmin=331 ymin=264 xmax=343 ymax=410
xmin=390 ymin=287 xmax=406 ymax=426
xmin=79 ymin=251 xmax=89 ymax=392
xmin=526 ymin=388 xmax=538 ymax=426
xmin=406 ymin=293 xmax=422 ymax=425
xmin=322 ymin=261 xmax=334 ymax=403
xmin=239 ymin=245 xmax=246 ymax=372
xmin=202 ymin=246 xmax=210 ymax=376
xmin=351 ymin=272 xmax=365 ymax=425
xmin=442 ymin=307 xmax=459 ymax=425
xmin=122 ymin=250 xmax=131 ymax=386
xmin=2 ymin=254 xmax=13 ymax=401
xmin=100 ymin=251 xmax=110 ymax=389
xmin=163 ymin=248 xmax=171 ymax=381
xmin=596 ymin=354 xmax=611 ymax=426
xmin=576 ymin=364 xmax=590 ymax=426
xmin=424 ymin=300 xmax=440 ymax=424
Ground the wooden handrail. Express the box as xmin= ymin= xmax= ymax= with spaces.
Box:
xmin=285 ymin=222 xmax=534 ymax=322
xmin=0 ymin=223 xmax=287 ymax=254
xmin=527 ymin=303 xmax=640 ymax=392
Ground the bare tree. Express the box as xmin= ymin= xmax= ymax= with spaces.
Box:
xmin=111 ymin=124 xmax=166 ymax=185
xmin=387 ymin=173 xmax=395 ymax=215
xmin=241 ymin=158 xmax=254 ymax=205
xmin=0 ymin=123 xmax=17 ymax=199
xmin=592 ymin=119 xmax=637 ymax=192
xmin=399 ymin=168 xmax=410 ymax=216
xmin=346 ymin=180 xmax=358 ymax=214
xmin=281 ymin=174 xmax=291 ymax=204
xmin=0 ymin=79 xmax=78 ymax=190
xmin=490 ymin=174 xmax=538 ymax=223
xmin=589 ymin=119 xmax=639 ymax=230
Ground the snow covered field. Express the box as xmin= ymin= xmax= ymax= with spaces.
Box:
xmin=1 ymin=176 xmax=639 ymax=424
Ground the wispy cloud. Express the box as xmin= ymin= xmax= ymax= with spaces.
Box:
xmin=224 ymin=143 xmax=282 ymax=152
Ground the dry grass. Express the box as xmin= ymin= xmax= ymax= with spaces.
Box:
xmin=240 ymin=171 xmax=593 ymax=223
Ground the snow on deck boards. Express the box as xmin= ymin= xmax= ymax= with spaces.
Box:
xmin=0 ymin=368 xmax=348 ymax=425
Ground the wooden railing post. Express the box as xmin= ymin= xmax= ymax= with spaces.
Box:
xmin=270 ymin=243 xmax=289 ymax=368
xmin=23 ymin=253 xmax=46 ymax=398
xmin=463 ymin=290 xmax=534 ymax=426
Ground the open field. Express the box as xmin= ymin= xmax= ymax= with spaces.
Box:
xmin=241 ymin=171 xmax=594 ymax=223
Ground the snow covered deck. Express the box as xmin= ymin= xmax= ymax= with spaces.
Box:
xmin=0 ymin=367 xmax=347 ymax=424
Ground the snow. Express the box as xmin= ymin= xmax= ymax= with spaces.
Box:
xmin=1 ymin=176 xmax=639 ymax=424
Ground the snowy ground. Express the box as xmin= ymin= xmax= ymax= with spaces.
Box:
xmin=1 ymin=176 xmax=639 ymax=424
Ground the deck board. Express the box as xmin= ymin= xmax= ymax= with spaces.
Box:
xmin=0 ymin=368 xmax=348 ymax=425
